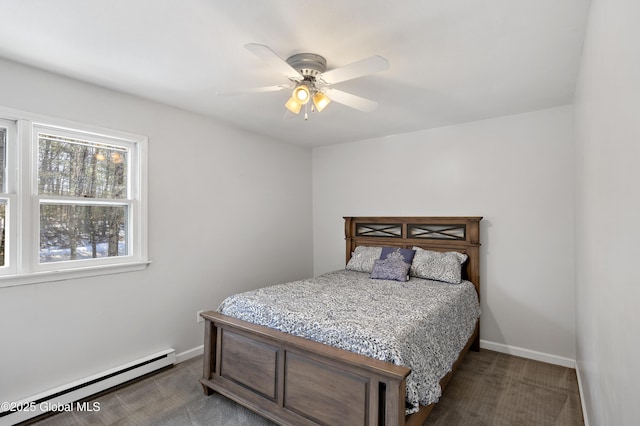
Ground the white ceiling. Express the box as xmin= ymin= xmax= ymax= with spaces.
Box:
xmin=0 ymin=0 xmax=590 ymax=147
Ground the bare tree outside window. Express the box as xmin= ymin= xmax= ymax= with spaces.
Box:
xmin=38 ymin=134 xmax=129 ymax=263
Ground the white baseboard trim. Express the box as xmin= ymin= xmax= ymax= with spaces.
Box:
xmin=175 ymin=345 xmax=203 ymax=364
xmin=480 ymin=339 xmax=576 ymax=369
xmin=574 ymin=361 xmax=590 ymax=426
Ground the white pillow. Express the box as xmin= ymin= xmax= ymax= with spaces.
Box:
xmin=345 ymin=246 xmax=382 ymax=273
xmin=410 ymin=247 xmax=467 ymax=284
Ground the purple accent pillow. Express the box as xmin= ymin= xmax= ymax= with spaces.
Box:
xmin=380 ymin=247 xmax=416 ymax=265
xmin=370 ymin=247 xmax=416 ymax=282
xmin=370 ymin=258 xmax=412 ymax=282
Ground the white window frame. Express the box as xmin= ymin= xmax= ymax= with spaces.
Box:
xmin=0 ymin=107 xmax=149 ymax=287
xmin=0 ymin=117 xmax=18 ymax=277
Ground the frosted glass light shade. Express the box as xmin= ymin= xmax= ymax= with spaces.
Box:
xmin=292 ymin=84 xmax=310 ymax=104
xmin=312 ymin=92 xmax=331 ymax=112
xmin=285 ymin=97 xmax=302 ymax=114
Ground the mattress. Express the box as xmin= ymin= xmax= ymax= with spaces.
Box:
xmin=218 ymin=269 xmax=481 ymax=414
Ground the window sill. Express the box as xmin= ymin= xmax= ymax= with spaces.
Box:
xmin=0 ymin=260 xmax=152 ymax=288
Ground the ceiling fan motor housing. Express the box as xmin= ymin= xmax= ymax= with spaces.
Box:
xmin=286 ymin=53 xmax=327 ymax=78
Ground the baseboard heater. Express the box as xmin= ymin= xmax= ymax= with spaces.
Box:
xmin=0 ymin=348 xmax=175 ymax=426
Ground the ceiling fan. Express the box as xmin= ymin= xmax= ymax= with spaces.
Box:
xmin=224 ymin=43 xmax=389 ymax=120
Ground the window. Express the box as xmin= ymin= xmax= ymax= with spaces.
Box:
xmin=0 ymin=118 xmax=15 ymax=275
xmin=0 ymin=110 xmax=148 ymax=286
xmin=0 ymin=124 xmax=7 ymax=268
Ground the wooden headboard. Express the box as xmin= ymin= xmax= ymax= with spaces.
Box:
xmin=344 ymin=216 xmax=482 ymax=295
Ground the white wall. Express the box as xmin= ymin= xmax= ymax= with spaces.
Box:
xmin=313 ymin=106 xmax=576 ymax=362
xmin=574 ymin=0 xmax=640 ymax=424
xmin=0 ymin=58 xmax=313 ymax=403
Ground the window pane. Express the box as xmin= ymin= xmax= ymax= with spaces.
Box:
xmin=40 ymin=204 xmax=128 ymax=263
xmin=38 ymin=133 xmax=127 ymax=199
xmin=0 ymin=127 xmax=5 ymax=192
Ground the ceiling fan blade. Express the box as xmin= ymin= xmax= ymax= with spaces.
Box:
xmin=318 ymin=55 xmax=389 ymax=85
xmin=325 ymin=89 xmax=379 ymax=112
xmin=244 ymin=43 xmax=303 ymax=81
xmin=217 ymin=85 xmax=290 ymax=96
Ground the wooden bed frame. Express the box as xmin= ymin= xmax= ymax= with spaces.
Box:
xmin=200 ymin=216 xmax=482 ymax=426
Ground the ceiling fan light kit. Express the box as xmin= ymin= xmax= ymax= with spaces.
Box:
xmin=240 ymin=43 xmax=389 ymax=120
xmin=286 ymin=82 xmax=331 ymax=118
xmin=292 ymin=82 xmax=311 ymax=104
xmin=312 ymin=91 xmax=331 ymax=112
xmin=284 ymin=96 xmax=303 ymax=114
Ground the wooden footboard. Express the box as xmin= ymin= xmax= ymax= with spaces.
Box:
xmin=200 ymin=311 xmax=411 ymax=426
xmin=200 ymin=311 xmax=479 ymax=426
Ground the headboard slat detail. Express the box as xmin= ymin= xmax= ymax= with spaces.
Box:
xmin=407 ymin=224 xmax=466 ymax=240
xmin=355 ymin=223 xmax=403 ymax=238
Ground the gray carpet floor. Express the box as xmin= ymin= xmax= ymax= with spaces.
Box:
xmin=26 ymin=350 xmax=583 ymax=426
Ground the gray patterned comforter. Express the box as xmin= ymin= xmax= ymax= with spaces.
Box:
xmin=217 ymin=269 xmax=480 ymax=414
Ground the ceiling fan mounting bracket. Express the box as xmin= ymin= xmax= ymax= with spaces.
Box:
xmin=286 ymin=53 xmax=327 ymax=78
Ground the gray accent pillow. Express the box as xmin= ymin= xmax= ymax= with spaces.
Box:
xmin=410 ymin=247 xmax=468 ymax=284
xmin=370 ymin=258 xmax=411 ymax=282
xmin=345 ymin=246 xmax=383 ymax=273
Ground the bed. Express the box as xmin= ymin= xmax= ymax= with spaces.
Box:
xmin=200 ymin=216 xmax=482 ymax=426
